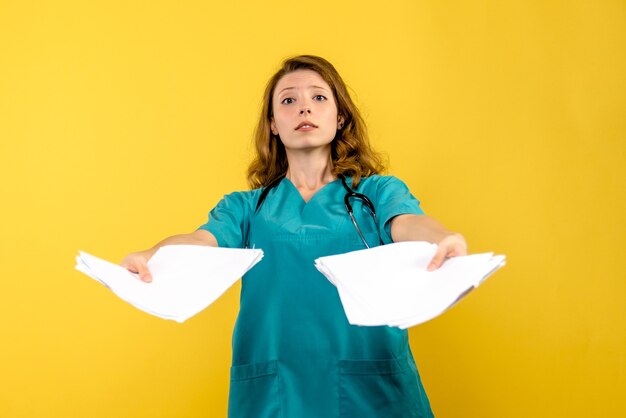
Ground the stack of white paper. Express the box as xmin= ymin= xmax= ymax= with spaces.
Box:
xmin=76 ymin=245 xmax=264 ymax=322
xmin=315 ymin=241 xmax=505 ymax=328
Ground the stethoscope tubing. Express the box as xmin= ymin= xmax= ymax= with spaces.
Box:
xmin=247 ymin=175 xmax=384 ymax=249
xmin=340 ymin=176 xmax=384 ymax=248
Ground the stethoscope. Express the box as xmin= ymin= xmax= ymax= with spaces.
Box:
xmin=339 ymin=176 xmax=384 ymax=248
xmin=248 ymin=175 xmax=384 ymax=249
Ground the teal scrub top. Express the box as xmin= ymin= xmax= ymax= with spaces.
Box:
xmin=198 ymin=175 xmax=434 ymax=418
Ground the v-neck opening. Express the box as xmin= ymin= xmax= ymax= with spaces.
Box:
xmin=282 ymin=177 xmax=342 ymax=206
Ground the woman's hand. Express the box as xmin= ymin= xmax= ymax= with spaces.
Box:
xmin=121 ymin=250 xmax=154 ymax=283
xmin=390 ymin=215 xmax=468 ymax=271
xmin=427 ymin=233 xmax=468 ymax=271
xmin=120 ymin=230 xmax=218 ymax=283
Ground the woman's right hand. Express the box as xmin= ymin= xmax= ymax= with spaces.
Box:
xmin=119 ymin=230 xmax=219 ymax=283
xmin=121 ymin=250 xmax=154 ymax=283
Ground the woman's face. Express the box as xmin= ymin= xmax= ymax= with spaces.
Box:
xmin=270 ymin=70 xmax=343 ymax=154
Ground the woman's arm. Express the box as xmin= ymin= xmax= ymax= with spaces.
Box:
xmin=390 ymin=214 xmax=467 ymax=271
xmin=121 ymin=229 xmax=217 ymax=283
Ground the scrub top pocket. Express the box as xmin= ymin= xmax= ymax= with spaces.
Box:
xmin=339 ymin=359 xmax=431 ymax=418
xmin=229 ymin=360 xmax=282 ymax=418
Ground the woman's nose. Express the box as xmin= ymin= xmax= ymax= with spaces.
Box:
xmin=299 ymin=107 xmax=311 ymax=115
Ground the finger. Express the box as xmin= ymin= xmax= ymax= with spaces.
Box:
xmin=128 ymin=258 xmax=152 ymax=283
xmin=121 ymin=260 xmax=139 ymax=274
xmin=449 ymin=234 xmax=468 ymax=256
xmin=427 ymin=246 xmax=448 ymax=271
xmin=136 ymin=263 xmax=153 ymax=283
xmin=121 ymin=257 xmax=141 ymax=272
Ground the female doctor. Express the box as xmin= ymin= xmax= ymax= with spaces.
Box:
xmin=122 ymin=55 xmax=467 ymax=418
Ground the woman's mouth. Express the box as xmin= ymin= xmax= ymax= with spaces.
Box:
xmin=295 ymin=121 xmax=318 ymax=131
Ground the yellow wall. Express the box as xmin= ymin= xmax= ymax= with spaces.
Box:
xmin=1 ymin=1 xmax=624 ymax=417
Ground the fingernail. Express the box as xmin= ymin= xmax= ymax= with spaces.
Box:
xmin=427 ymin=263 xmax=436 ymax=271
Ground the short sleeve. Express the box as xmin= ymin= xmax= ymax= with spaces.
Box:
xmin=196 ymin=191 xmax=254 ymax=248
xmin=374 ymin=176 xmax=425 ymax=242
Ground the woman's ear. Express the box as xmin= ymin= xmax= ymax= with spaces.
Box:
xmin=338 ymin=116 xmax=345 ymax=129
xmin=270 ymin=118 xmax=278 ymax=135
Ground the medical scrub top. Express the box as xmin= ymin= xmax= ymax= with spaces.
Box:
xmin=199 ymin=175 xmax=434 ymax=418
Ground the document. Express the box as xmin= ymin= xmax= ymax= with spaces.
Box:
xmin=76 ymin=245 xmax=264 ymax=322
xmin=315 ymin=241 xmax=505 ymax=328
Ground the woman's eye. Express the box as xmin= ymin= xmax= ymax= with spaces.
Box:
xmin=314 ymin=95 xmax=327 ymax=101
xmin=281 ymin=98 xmax=294 ymax=104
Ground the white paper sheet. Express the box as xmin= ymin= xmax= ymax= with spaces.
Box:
xmin=315 ymin=241 xmax=505 ymax=328
xmin=76 ymin=245 xmax=264 ymax=322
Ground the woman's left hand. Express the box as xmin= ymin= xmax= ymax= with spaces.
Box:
xmin=427 ymin=233 xmax=468 ymax=271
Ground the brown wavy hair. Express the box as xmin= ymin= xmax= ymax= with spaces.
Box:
xmin=247 ymin=55 xmax=386 ymax=189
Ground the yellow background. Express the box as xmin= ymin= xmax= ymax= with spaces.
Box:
xmin=1 ymin=1 xmax=624 ymax=417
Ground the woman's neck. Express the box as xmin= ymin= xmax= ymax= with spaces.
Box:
xmin=285 ymin=148 xmax=335 ymax=191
